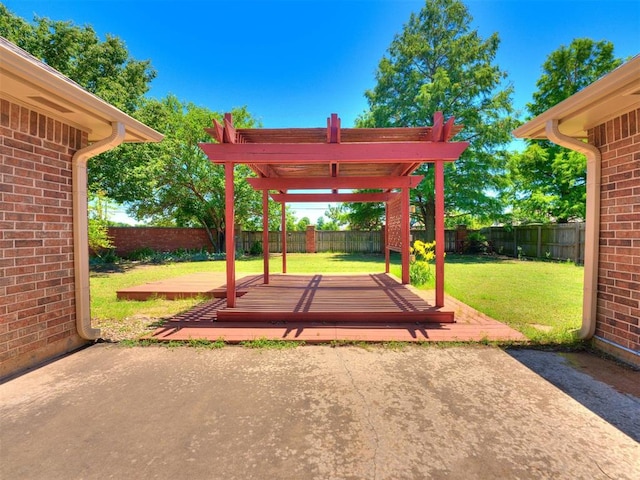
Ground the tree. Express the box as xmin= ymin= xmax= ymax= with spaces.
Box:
xmin=0 ymin=5 xmax=155 ymax=114
xmin=90 ymin=95 xmax=268 ymax=251
xmin=527 ymin=38 xmax=621 ymax=118
xmin=357 ymin=0 xmax=517 ymax=239
xmin=506 ymin=38 xmax=622 ymax=223
xmin=295 ymin=216 xmax=311 ymax=231
xmin=87 ymin=190 xmax=114 ymax=256
xmin=323 ymin=204 xmax=348 ymax=230
xmin=346 ymin=192 xmax=385 ymax=230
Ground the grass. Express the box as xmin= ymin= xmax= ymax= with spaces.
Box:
xmin=90 ymin=252 xmax=584 ymax=345
xmin=443 ymin=255 xmax=583 ymax=344
xmin=239 ymin=337 xmax=305 ymax=349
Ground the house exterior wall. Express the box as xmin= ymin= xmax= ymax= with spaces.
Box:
xmin=1 ymin=98 xmax=89 ymax=378
xmin=589 ymin=107 xmax=640 ymax=366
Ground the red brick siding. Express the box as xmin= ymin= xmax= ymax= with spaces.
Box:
xmin=108 ymin=227 xmax=214 ymax=256
xmin=1 ymin=98 xmax=88 ymax=378
xmin=589 ymin=107 xmax=640 ymax=355
xmin=305 ymin=225 xmax=316 ymax=253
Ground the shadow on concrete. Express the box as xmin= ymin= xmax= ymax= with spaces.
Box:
xmin=506 ymin=348 xmax=640 ymax=442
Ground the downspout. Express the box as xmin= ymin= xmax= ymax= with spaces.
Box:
xmin=72 ymin=122 xmax=126 ymax=340
xmin=545 ymin=119 xmax=600 ymax=340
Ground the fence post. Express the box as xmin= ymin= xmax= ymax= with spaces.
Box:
xmin=455 ymin=224 xmax=468 ymax=253
xmin=537 ymin=225 xmax=542 ymax=259
xmin=574 ymin=223 xmax=580 ymax=264
xmin=306 ymin=225 xmax=316 ymax=253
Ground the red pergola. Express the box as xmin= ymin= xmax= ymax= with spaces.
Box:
xmin=199 ymin=112 xmax=468 ymax=319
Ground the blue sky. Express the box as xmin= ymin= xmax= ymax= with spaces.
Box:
xmin=4 ymin=0 xmax=639 ymax=222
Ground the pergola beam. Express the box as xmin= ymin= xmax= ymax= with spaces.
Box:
xmin=200 ymin=141 xmax=468 ymax=163
xmin=270 ymin=192 xmax=397 ymax=203
xmin=247 ymin=175 xmax=424 ymax=190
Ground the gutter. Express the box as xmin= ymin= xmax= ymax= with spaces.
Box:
xmin=72 ymin=122 xmax=126 ymax=340
xmin=545 ymin=119 xmax=600 ymax=340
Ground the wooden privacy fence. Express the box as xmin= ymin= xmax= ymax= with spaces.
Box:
xmin=481 ymin=223 xmax=585 ymax=264
xmin=240 ymin=229 xmax=457 ymax=254
xmin=108 ymin=224 xmax=585 ymax=261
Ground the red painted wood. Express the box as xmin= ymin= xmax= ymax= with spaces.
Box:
xmin=269 ymin=192 xmax=396 ymax=203
xmin=281 ymin=202 xmax=287 ymax=274
xmin=435 ymin=160 xmax=445 ymax=307
xmin=199 ymin=141 xmax=469 ymax=163
xmin=209 ymin=118 xmax=224 ymax=143
xmin=327 ymin=113 xmax=340 ymax=143
xmin=223 ymin=113 xmax=236 ymax=144
xmin=217 ymin=310 xmax=454 ymax=323
xmin=247 ymin=175 xmax=424 ymax=190
xmin=225 ymin=162 xmax=236 ymax=307
xmin=431 ymin=111 xmax=444 ymax=142
xmin=385 ymin=206 xmax=390 ymax=274
xmin=401 ymin=187 xmax=410 ymax=284
xmin=262 ymin=189 xmax=269 ymax=284
xmin=443 ymin=116 xmax=455 ymax=142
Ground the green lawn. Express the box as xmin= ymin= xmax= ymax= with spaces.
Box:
xmin=443 ymin=255 xmax=583 ymax=343
xmin=90 ymin=253 xmax=583 ymax=343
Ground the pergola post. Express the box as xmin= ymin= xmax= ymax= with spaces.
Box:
xmin=225 ymin=162 xmax=236 ymax=307
xmin=401 ymin=187 xmax=410 ymax=284
xmin=384 ymin=205 xmax=390 ymax=274
xmin=281 ymin=202 xmax=287 ymax=274
xmin=435 ymin=160 xmax=445 ymax=307
xmin=262 ymin=189 xmax=269 ymax=284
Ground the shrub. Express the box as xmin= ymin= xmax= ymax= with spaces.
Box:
xmin=128 ymin=247 xmax=155 ymax=262
xmin=465 ymin=231 xmax=490 ymax=254
xmin=409 ymin=240 xmax=435 ymax=286
xmin=249 ymin=241 xmax=263 ymax=256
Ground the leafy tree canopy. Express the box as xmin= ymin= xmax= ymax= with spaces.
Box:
xmin=0 ymin=4 xmax=155 ymax=114
xmin=505 ymin=38 xmax=621 ymax=223
xmin=527 ymin=38 xmax=621 ymax=119
xmin=90 ymin=96 xmax=272 ymax=250
xmin=356 ymin=0 xmax=517 ymax=238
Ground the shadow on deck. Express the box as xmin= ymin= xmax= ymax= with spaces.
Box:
xmin=127 ymin=272 xmax=527 ymax=344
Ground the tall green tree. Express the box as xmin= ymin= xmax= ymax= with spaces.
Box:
xmin=527 ymin=38 xmax=620 ymax=118
xmin=346 ymin=192 xmax=386 ymax=230
xmin=0 ymin=4 xmax=155 ymax=114
xmin=356 ymin=0 xmax=517 ymax=239
xmin=506 ymin=38 xmax=622 ymax=223
xmin=90 ymin=96 xmax=270 ymax=251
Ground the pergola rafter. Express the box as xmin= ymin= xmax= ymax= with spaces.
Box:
xmin=199 ymin=112 xmax=468 ymax=320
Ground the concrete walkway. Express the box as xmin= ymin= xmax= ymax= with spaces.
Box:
xmin=1 ymin=344 xmax=638 ymax=479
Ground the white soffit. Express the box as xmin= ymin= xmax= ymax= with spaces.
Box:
xmin=514 ymin=55 xmax=640 ymax=140
xmin=0 ymin=36 xmax=162 ymax=144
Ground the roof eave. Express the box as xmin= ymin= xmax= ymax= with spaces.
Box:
xmin=0 ymin=36 xmax=163 ymax=144
xmin=513 ymin=55 xmax=640 ymax=140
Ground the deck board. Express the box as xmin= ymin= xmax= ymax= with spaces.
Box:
xmin=131 ymin=272 xmax=527 ymax=343
xmin=215 ymin=274 xmax=454 ymax=322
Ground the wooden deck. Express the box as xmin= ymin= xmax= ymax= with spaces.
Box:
xmin=133 ymin=273 xmax=527 ymax=343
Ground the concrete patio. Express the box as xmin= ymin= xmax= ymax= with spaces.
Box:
xmin=1 ymin=344 xmax=638 ymax=479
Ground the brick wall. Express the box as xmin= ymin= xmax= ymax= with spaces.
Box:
xmin=1 ymin=98 xmax=88 ymax=378
xmin=589 ymin=107 xmax=640 ymax=361
xmin=108 ymin=227 xmax=214 ymax=256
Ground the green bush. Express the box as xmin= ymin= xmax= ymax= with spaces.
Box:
xmin=249 ymin=241 xmax=263 ymax=256
xmin=128 ymin=247 xmax=155 ymax=261
xmin=409 ymin=240 xmax=435 ymax=286
xmin=465 ymin=231 xmax=489 ymax=254
xmin=410 ymin=261 xmax=431 ymax=286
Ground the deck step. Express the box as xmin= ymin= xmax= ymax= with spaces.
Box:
xmin=216 ymin=309 xmax=455 ymax=323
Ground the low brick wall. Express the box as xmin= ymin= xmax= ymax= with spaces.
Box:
xmin=108 ymin=227 xmax=214 ymax=256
